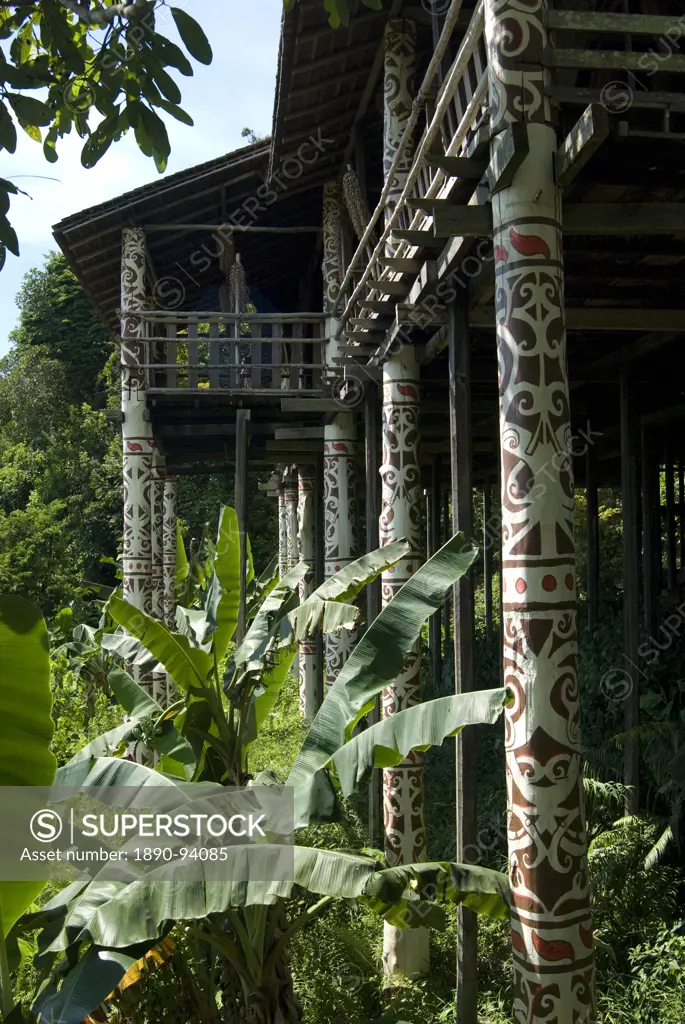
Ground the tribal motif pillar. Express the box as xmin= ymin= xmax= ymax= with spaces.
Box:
xmin=121 ymin=227 xmax=154 ymax=614
xmin=150 ymin=457 xmax=166 ymax=704
xmin=486 ymin=1 xmax=595 ymax=1020
xmin=297 ymin=467 xmax=317 ymax=719
xmin=278 ymin=483 xmax=288 ymax=579
xmin=379 ymin=347 xmax=428 ymax=978
xmin=162 ymin=476 xmax=177 ymax=630
xmin=383 ymin=19 xmax=417 ymax=251
xmin=323 ymin=415 xmax=358 ymax=690
xmin=284 ymin=470 xmax=299 ymax=571
xmin=322 ymin=181 xmax=343 ymax=315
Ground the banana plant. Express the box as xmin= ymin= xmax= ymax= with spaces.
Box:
xmin=0 ymin=596 xmax=57 ymax=1021
xmin=20 ymin=527 xmax=513 ymax=1024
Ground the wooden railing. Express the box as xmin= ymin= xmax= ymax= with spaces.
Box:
xmin=139 ymin=311 xmax=327 ymax=393
xmin=336 ymin=1 xmax=488 ymax=339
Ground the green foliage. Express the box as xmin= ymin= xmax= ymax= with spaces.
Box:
xmin=49 ymin=649 xmax=122 ymax=767
xmin=0 ymin=1 xmax=212 ymax=255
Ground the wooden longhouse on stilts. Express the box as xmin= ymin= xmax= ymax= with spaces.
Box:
xmin=54 ymin=2 xmax=685 ymax=1020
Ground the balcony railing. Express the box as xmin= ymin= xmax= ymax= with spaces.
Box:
xmin=139 ymin=311 xmax=327 ymax=393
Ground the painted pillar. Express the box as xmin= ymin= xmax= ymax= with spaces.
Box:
xmin=284 ymin=469 xmax=299 ymax=571
xmin=162 ymin=476 xmax=177 ymax=630
xmin=278 ymin=483 xmax=288 ymax=579
xmin=383 ymin=19 xmax=417 ymax=252
xmin=379 ymin=346 xmax=428 ymax=978
xmin=297 ymin=466 xmax=317 ymax=719
xmin=121 ymin=226 xmax=154 ymax=614
xmin=323 ymin=416 xmax=358 ymax=689
xmin=150 ymin=456 xmax=166 ymax=704
xmin=486 ymin=1 xmax=595 ymax=1019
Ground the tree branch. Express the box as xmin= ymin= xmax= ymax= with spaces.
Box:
xmin=56 ymin=0 xmax=150 ymax=26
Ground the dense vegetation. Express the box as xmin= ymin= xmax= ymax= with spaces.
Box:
xmin=0 ymin=255 xmax=684 ymax=1022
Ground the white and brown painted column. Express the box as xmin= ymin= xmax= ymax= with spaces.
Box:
xmin=162 ymin=475 xmax=177 ymax=630
xmin=121 ymin=226 xmax=154 ymax=615
xmin=323 ymin=416 xmax=358 ymax=689
xmin=151 ymin=455 xmax=167 ymax=704
xmin=278 ymin=482 xmax=288 ymax=579
xmin=297 ymin=466 xmax=317 ymax=719
xmin=284 ymin=469 xmax=299 ymax=571
xmin=486 ymin=0 xmax=595 ymax=1019
xmin=379 ymin=347 xmax=428 ymax=978
xmin=383 ymin=18 xmax=417 ymax=253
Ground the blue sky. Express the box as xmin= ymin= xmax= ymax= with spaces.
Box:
xmin=0 ymin=0 xmax=283 ymax=355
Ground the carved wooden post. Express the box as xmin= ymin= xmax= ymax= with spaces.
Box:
xmin=162 ymin=476 xmax=177 ymax=630
xmin=380 ymin=346 xmax=428 ymax=979
xmin=298 ymin=465 xmax=317 ymax=719
xmin=323 ymin=416 xmax=358 ymax=688
xmin=277 ymin=482 xmax=288 ymax=579
xmin=284 ymin=469 xmax=299 ymax=571
xmin=121 ymin=226 xmax=153 ymax=615
xmin=383 ymin=18 xmax=417 ymax=249
xmin=486 ymin=1 xmax=595 ymax=1019
xmin=151 ymin=456 xmax=166 ymax=703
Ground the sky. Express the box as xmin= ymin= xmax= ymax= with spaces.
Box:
xmin=0 ymin=0 xmax=284 ymax=355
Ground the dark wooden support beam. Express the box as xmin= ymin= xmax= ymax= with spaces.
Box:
xmin=365 ymin=386 xmax=382 ymax=847
xmin=428 ymin=458 xmax=443 ymax=688
xmin=544 ymin=9 xmax=685 ymax=34
xmin=665 ymin=438 xmax=678 ymax=591
xmin=235 ymin=409 xmax=250 ymax=644
xmin=586 ymin=445 xmax=600 ymax=632
xmin=680 ymin=464 xmax=685 ymax=570
xmin=483 ymin=483 xmax=494 ymax=637
xmin=442 ymin=487 xmax=451 ymax=652
xmin=448 ymin=302 xmax=477 ymax=1022
xmin=620 ymin=368 xmax=640 ymax=815
xmin=555 ymin=104 xmax=610 ymax=189
xmin=414 ymin=204 xmax=493 ymax=238
xmin=641 ymin=427 xmax=659 ymax=636
xmin=315 ymin=456 xmax=325 ymax=709
xmin=486 ymin=123 xmax=529 ymax=194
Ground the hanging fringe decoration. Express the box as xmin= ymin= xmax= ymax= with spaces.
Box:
xmin=229 ymin=252 xmax=249 ymax=315
xmin=343 ymin=164 xmax=375 ymax=245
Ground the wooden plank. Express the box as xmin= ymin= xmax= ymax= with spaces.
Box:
xmin=165 ymin=322 xmax=177 ymax=390
xmin=544 ymin=9 xmax=683 ymax=35
xmin=483 ymin=483 xmax=494 ymax=637
xmin=555 ymin=104 xmax=610 ymax=189
xmin=187 ymin=321 xmax=198 ymax=389
xmin=486 ymin=122 xmax=529 ymax=194
xmin=408 ymin=261 xmax=438 ymax=308
xmin=564 ymin=203 xmax=685 ymax=235
xmin=391 ymin=228 xmax=445 ymax=248
xmin=428 ymin=457 xmax=442 ymax=688
xmin=620 ymin=368 xmax=640 ymax=816
xmin=470 ymin=307 xmax=685 ymax=332
xmin=349 ymin=318 xmax=391 ymax=330
xmin=281 ymin=398 xmax=343 ymax=412
xmin=424 ymin=154 xmax=488 ymax=178
xmin=208 ymin=320 xmax=219 ymax=390
xmin=367 ymin=279 xmax=410 ymax=296
xmin=360 ymin=300 xmax=397 ymax=314
xmin=378 ymin=256 xmax=423 ymax=273
xmin=448 ymin=302 xmax=477 ymax=1023
xmin=274 ymin=427 xmax=325 ymax=440
xmin=545 ymin=48 xmax=685 ymax=73
xmin=666 ymin=439 xmax=678 ymax=590
xmin=551 ymin=85 xmax=685 ymax=112
xmin=429 ymin=204 xmax=494 ymax=238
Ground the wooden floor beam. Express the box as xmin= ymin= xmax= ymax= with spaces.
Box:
xmin=620 ymin=368 xmax=640 ymax=815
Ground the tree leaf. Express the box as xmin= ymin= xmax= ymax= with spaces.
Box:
xmin=361 ymin=862 xmax=511 ymax=923
xmin=0 ymin=596 xmax=56 ymax=936
xmin=0 ymin=215 xmax=19 ymax=257
xmin=0 ymin=102 xmax=17 ymax=153
xmin=7 ymin=93 xmax=53 ymax=127
xmin=170 ymin=8 xmax=213 ymax=65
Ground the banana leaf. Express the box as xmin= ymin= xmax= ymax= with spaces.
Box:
xmin=32 ymin=946 xmax=138 ymax=1024
xmin=287 ymin=534 xmax=479 ymax=826
xmin=106 ymin=592 xmax=213 ymax=692
xmin=287 ymin=540 xmax=409 ymax=641
xmin=175 ymin=520 xmax=188 ymax=586
xmin=331 ymin=688 xmax=508 ymax=797
xmin=361 ymin=862 xmax=511 ymax=922
xmin=204 ymin=505 xmax=244 ymax=661
xmin=0 ymin=597 xmax=57 ymax=937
